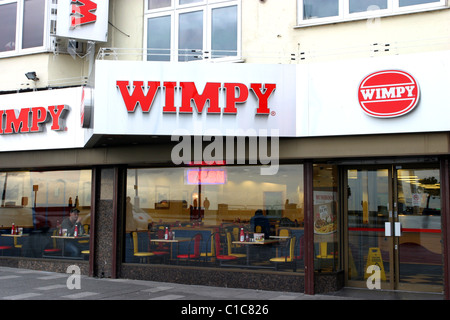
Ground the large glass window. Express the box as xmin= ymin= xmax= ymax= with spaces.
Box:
xmin=147 ymin=15 xmax=172 ymax=61
xmin=178 ymin=10 xmax=203 ymax=61
xmin=22 ymin=0 xmax=46 ymax=49
xmin=0 ymin=0 xmax=47 ymax=56
xmin=0 ymin=170 xmax=92 ymax=260
xmin=145 ymin=0 xmax=240 ymax=61
xmin=303 ymin=0 xmax=339 ymax=19
xmin=298 ymin=0 xmax=446 ymax=25
xmin=211 ymin=5 xmax=237 ymax=59
xmin=125 ymin=164 xmax=304 ymax=273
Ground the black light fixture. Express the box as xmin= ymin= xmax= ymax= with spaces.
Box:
xmin=25 ymin=71 xmax=39 ymax=81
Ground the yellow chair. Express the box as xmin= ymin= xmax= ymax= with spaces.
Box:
xmin=13 ymin=237 xmax=22 ymax=249
xmin=316 ymin=242 xmax=334 ymax=259
xmin=81 ymin=250 xmax=90 ymax=260
xmin=279 ymin=228 xmax=290 ymax=238
xmin=270 ymin=236 xmax=296 ymax=271
xmin=315 ymin=242 xmax=336 ymax=271
xmin=231 ymin=227 xmax=240 ymax=248
xmin=132 ymin=231 xmax=154 ymax=263
xmin=78 ymin=224 xmax=90 ymax=244
xmin=226 ymin=232 xmax=246 ymax=259
xmin=201 ymin=232 xmax=216 ymax=262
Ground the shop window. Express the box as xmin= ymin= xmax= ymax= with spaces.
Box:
xmin=0 ymin=0 xmax=47 ymax=56
xmin=125 ymin=165 xmax=304 ymax=273
xmin=298 ymin=0 xmax=447 ymax=26
xmin=0 ymin=170 xmax=92 ymax=260
xmin=145 ymin=0 xmax=240 ymax=62
xmin=313 ymin=164 xmax=340 ymax=272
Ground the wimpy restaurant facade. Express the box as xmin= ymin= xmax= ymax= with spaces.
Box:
xmin=1 ymin=50 xmax=450 ymax=297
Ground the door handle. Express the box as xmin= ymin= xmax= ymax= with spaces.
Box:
xmin=395 ymin=222 xmax=402 ymax=236
xmin=385 ymin=222 xmax=391 ymax=237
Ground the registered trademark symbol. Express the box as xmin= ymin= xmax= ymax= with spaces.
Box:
xmin=270 ymin=111 xmax=276 ymax=116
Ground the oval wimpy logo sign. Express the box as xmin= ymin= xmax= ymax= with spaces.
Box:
xmin=358 ymin=70 xmax=420 ymax=118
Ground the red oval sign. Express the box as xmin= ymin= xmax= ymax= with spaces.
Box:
xmin=358 ymin=70 xmax=419 ymax=118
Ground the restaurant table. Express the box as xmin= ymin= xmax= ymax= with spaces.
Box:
xmin=232 ymin=239 xmax=279 ymax=267
xmin=1 ymin=233 xmax=29 ymax=249
xmin=1 ymin=234 xmax=29 ymax=238
xmin=51 ymin=235 xmax=90 ymax=258
xmin=150 ymin=237 xmax=190 ymax=262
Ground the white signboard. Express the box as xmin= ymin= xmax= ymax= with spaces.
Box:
xmin=297 ymin=50 xmax=450 ymax=137
xmin=56 ymin=0 xmax=109 ymax=42
xmin=93 ymin=61 xmax=298 ymax=137
xmin=92 ymin=50 xmax=450 ymax=141
xmin=0 ymin=87 xmax=88 ymax=152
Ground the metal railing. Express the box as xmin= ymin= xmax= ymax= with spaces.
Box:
xmin=96 ymin=35 xmax=450 ymax=64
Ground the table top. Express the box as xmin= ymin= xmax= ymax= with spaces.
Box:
xmin=51 ymin=235 xmax=90 ymax=239
xmin=1 ymin=234 xmax=29 ymax=237
xmin=150 ymin=237 xmax=190 ymax=243
xmin=232 ymin=239 xmax=278 ymax=245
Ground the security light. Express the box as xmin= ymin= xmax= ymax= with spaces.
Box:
xmin=25 ymin=72 xmax=39 ymax=81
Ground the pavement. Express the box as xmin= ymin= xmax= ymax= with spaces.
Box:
xmin=0 ymin=266 xmax=445 ymax=317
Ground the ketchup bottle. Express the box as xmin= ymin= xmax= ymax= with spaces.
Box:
xmin=74 ymin=224 xmax=78 ymax=237
xmin=164 ymin=227 xmax=169 ymax=240
xmin=240 ymin=228 xmax=245 ymax=242
xmin=11 ymin=223 xmax=15 ymax=235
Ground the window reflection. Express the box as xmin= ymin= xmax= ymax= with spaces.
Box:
xmin=0 ymin=3 xmax=17 ymax=52
xmin=178 ymin=10 xmax=203 ymax=61
xmin=349 ymin=0 xmax=387 ymax=13
xmin=146 ymin=0 xmax=239 ymax=61
xmin=0 ymin=170 xmax=91 ymax=260
xmin=211 ymin=6 xmax=237 ymax=58
xmin=22 ymin=0 xmax=45 ymax=49
xmin=303 ymin=0 xmax=339 ymax=19
xmin=148 ymin=0 xmax=171 ymax=10
xmin=147 ymin=15 xmax=171 ymax=61
xmin=399 ymin=0 xmax=439 ymax=6
xmin=179 ymin=0 xmax=202 ymax=5
xmin=125 ymin=165 xmax=304 ymax=273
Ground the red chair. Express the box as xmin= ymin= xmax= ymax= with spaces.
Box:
xmin=155 ymin=228 xmax=170 ymax=251
xmin=177 ymin=233 xmax=202 ymax=264
xmin=0 ymin=244 xmax=12 ymax=256
xmin=214 ymin=233 xmax=239 ymax=266
xmin=43 ymin=230 xmax=62 ymax=256
xmin=147 ymin=232 xmax=169 ymax=263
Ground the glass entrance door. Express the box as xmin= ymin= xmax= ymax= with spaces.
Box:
xmin=344 ymin=165 xmax=443 ymax=293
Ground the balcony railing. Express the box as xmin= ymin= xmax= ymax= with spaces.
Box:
xmin=97 ymin=36 xmax=450 ymax=63
xmin=96 ymin=48 xmax=241 ymax=62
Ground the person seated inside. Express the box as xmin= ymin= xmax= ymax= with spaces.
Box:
xmin=61 ymin=208 xmax=87 ymax=257
xmin=250 ymin=209 xmax=270 ymax=239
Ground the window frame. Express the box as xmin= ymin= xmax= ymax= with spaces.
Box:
xmin=297 ymin=0 xmax=449 ymax=27
xmin=144 ymin=0 xmax=241 ymax=62
xmin=0 ymin=0 xmax=50 ymax=58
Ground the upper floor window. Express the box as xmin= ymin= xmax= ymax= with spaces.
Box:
xmin=298 ymin=0 xmax=448 ymax=26
xmin=145 ymin=0 xmax=240 ymax=62
xmin=0 ymin=0 xmax=48 ymax=56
